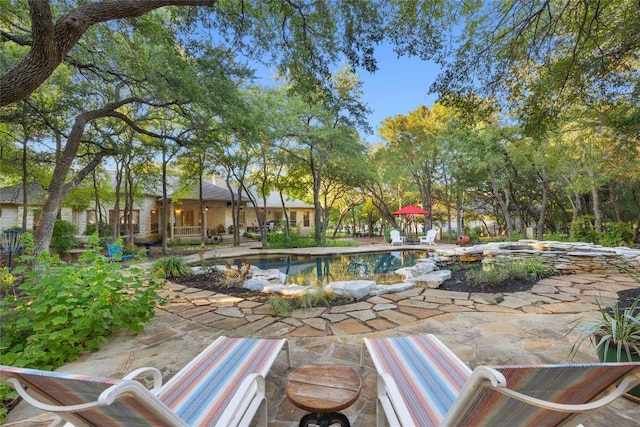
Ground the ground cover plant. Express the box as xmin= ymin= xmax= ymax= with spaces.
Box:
xmin=151 ymin=255 xmax=194 ymax=278
xmin=0 ymin=233 xmax=166 ymax=420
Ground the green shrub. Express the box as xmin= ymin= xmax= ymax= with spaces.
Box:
xmin=508 ymin=232 xmax=522 ymax=242
xmin=50 ymin=219 xmax=77 ymax=255
xmin=467 ymin=227 xmax=482 ymax=243
xmin=267 ymin=295 xmax=292 ymax=317
xmin=600 ymin=222 xmax=634 ymax=247
xmin=515 ymin=258 xmax=558 ymax=280
xmin=570 ymin=215 xmax=597 ymax=243
xmin=466 ymin=258 xmax=559 ymax=287
xmin=543 ymin=232 xmax=570 ymax=242
xmin=0 ymin=233 xmax=165 ymax=371
xmin=466 ymin=267 xmax=507 ymax=286
xmin=151 ymin=255 xmax=194 ymax=278
xmin=267 ymin=231 xmax=355 ymax=249
xmin=296 ymin=289 xmax=338 ymax=309
xmin=84 ymin=221 xmax=112 ymax=237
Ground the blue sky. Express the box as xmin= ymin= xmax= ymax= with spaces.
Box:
xmin=251 ymin=43 xmax=440 ymax=144
xmin=358 ymin=43 xmax=440 ymax=143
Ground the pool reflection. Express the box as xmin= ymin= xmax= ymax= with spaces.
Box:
xmin=219 ymin=251 xmax=429 ymax=285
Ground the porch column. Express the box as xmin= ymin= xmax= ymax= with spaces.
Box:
xmin=170 ymin=201 xmax=175 ymax=240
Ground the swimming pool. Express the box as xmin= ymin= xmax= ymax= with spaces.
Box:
xmin=217 ymin=251 xmax=430 ymax=285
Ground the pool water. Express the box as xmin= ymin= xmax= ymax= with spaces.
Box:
xmin=218 ymin=251 xmax=430 ymax=285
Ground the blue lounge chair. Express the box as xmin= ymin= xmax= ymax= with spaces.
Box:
xmin=107 ymin=242 xmax=134 ymax=261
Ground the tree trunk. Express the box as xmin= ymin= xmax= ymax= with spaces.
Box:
xmin=488 ymin=168 xmax=514 ymax=238
xmin=311 ymin=151 xmax=325 ymax=243
xmin=591 ymin=183 xmax=602 ymax=232
xmin=278 ymin=192 xmax=291 ymax=242
xmin=199 ymin=172 xmax=206 ymax=245
xmin=609 ymin=182 xmax=623 ymax=222
xmin=21 ymin=136 xmax=28 ymax=230
xmin=161 ymin=149 xmax=169 ymax=254
xmin=113 ymin=162 xmax=123 ymax=239
xmin=33 ymin=106 xmax=115 ymax=252
xmin=536 ymin=167 xmax=549 ymax=240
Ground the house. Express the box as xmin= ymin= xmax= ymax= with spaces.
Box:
xmin=0 ymin=177 xmax=314 ymax=245
xmin=167 ymin=178 xmax=314 ymax=242
xmin=0 ymin=183 xmax=45 ymax=232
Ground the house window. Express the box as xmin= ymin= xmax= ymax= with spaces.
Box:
xmin=290 ymin=211 xmax=297 ymax=226
xmin=182 ymin=210 xmax=194 ymax=227
xmin=109 ymin=209 xmax=140 ymax=233
xmin=87 ymin=210 xmax=97 ymax=225
xmin=150 ymin=209 xmax=158 ymax=234
xmin=303 ymin=211 xmax=310 ymax=227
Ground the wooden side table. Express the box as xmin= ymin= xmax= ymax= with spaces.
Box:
xmin=285 ymin=363 xmax=362 ymax=427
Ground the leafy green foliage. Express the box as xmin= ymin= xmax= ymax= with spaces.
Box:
xmin=569 ymin=297 xmax=640 ymax=362
xmin=296 ymin=289 xmax=338 ymax=309
xmin=600 ymin=222 xmax=634 ymax=247
xmin=50 ymin=219 xmax=77 ymax=255
xmin=466 ymin=266 xmax=505 ymax=287
xmin=151 ymin=255 xmax=194 ymax=278
xmin=267 ymin=231 xmax=356 ymax=249
xmin=570 ymin=215 xmax=597 ymax=243
xmin=467 ymin=227 xmax=482 ymax=243
xmin=267 ymin=295 xmax=292 ymax=317
xmin=466 ymin=258 xmax=559 ymax=287
xmin=0 ymin=234 xmax=165 ymax=370
xmin=515 ymin=258 xmax=559 ymax=280
xmin=542 ymin=232 xmax=570 ymax=242
xmin=267 ymin=289 xmax=339 ymax=316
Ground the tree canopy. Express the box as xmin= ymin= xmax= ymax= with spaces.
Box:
xmin=2 ymin=0 xmax=639 ymax=251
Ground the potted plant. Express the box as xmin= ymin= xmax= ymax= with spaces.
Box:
xmin=569 ymin=296 xmax=640 ymax=402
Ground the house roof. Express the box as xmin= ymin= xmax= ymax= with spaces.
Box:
xmin=0 ymin=183 xmax=45 ymax=204
xmin=170 ymin=180 xmax=243 ymax=201
xmin=0 ymin=178 xmax=312 ymax=210
xmin=174 ymin=179 xmax=312 ymax=209
xmin=250 ymin=191 xmax=313 ymax=209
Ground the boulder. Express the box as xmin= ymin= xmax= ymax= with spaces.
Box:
xmin=325 ymin=280 xmax=376 ymax=300
xmin=370 ymin=282 xmax=416 ymax=296
xmin=408 ymin=270 xmax=452 ymax=289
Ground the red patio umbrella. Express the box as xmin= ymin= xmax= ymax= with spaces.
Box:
xmin=392 ymin=204 xmax=430 ymax=215
xmin=392 ymin=205 xmax=430 ymax=239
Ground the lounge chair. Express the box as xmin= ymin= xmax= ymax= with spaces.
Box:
xmin=419 ymin=229 xmax=437 ymax=246
xmin=361 ymin=334 xmax=640 ymax=427
xmin=390 ymin=230 xmax=405 ymax=246
xmin=1 ymin=336 xmax=291 ymax=427
xmin=106 ymin=242 xmax=134 ymax=261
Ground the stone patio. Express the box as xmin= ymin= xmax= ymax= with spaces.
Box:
xmin=4 ymin=242 xmax=640 ymax=426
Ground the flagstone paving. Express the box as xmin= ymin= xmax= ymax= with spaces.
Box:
xmin=5 ymin=243 xmax=640 ymax=426
xmin=158 ymin=272 xmax=633 ymax=336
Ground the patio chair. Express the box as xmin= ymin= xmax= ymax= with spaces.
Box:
xmin=361 ymin=334 xmax=640 ymax=427
xmin=106 ymin=242 xmax=134 ymax=261
xmin=390 ymin=230 xmax=405 ymax=246
xmin=419 ymin=229 xmax=437 ymax=246
xmin=1 ymin=335 xmax=291 ymax=427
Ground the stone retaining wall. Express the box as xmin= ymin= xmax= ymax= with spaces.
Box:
xmin=449 ymin=240 xmax=640 ymax=276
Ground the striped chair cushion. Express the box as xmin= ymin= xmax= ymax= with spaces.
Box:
xmin=0 ymin=366 xmax=173 ymax=426
xmin=1 ymin=337 xmax=286 ymax=426
xmin=157 ymin=336 xmax=284 ymax=426
xmin=454 ymin=363 xmax=640 ymax=427
xmin=365 ymin=335 xmax=472 ymax=426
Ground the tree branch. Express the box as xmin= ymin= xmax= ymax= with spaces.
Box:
xmin=0 ymin=0 xmax=216 ymax=107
